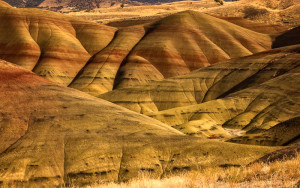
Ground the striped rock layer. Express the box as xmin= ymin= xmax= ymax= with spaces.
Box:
xmin=0 ymin=5 xmax=288 ymax=95
xmin=101 ymin=45 xmax=300 ymax=145
xmin=0 ymin=60 xmax=275 ymax=187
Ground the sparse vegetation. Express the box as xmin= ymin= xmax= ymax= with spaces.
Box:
xmin=87 ymin=153 xmax=300 ymax=187
xmin=214 ymin=0 xmax=224 ymax=5
xmin=243 ymin=6 xmax=268 ymax=19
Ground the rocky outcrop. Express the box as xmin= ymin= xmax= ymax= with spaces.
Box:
xmin=0 ymin=60 xmax=275 ymax=187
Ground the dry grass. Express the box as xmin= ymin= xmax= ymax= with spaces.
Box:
xmin=85 ymin=152 xmax=300 ymax=188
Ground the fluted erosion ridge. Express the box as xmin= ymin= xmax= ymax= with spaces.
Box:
xmin=101 ymin=45 xmax=300 ymax=145
xmin=0 ymin=6 xmax=287 ymax=94
xmin=0 ymin=60 xmax=275 ymax=187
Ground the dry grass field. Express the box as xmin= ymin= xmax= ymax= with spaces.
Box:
xmin=84 ymin=151 xmax=300 ymax=187
xmin=66 ymin=0 xmax=300 ymax=26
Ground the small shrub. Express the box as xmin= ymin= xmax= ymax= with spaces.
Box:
xmin=214 ymin=0 xmax=224 ymax=5
xmin=243 ymin=6 xmax=268 ymax=19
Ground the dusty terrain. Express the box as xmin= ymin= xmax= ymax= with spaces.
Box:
xmin=0 ymin=0 xmax=299 ymax=187
xmin=66 ymin=0 xmax=300 ymax=26
xmin=0 ymin=4 xmax=288 ymax=93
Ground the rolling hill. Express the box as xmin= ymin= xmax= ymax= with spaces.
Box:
xmin=0 ymin=4 xmax=287 ymax=95
xmin=100 ymin=45 xmax=300 ymax=144
xmin=0 ymin=59 xmax=275 ymax=187
xmin=0 ymin=1 xmax=299 ymax=186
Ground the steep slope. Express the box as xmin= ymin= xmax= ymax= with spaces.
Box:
xmin=100 ymin=45 xmax=300 ymax=141
xmin=0 ymin=6 xmax=116 ymax=85
xmin=69 ymin=26 xmax=146 ymax=95
xmin=71 ymin=10 xmax=275 ymax=95
xmin=0 ymin=59 xmax=275 ymax=186
xmin=101 ymin=45 xmax=300 ymax=113
xmin=272 ymin=26 xmax=300 ymax=48
xmin=0 ymin=7 xmax=286 ymax=95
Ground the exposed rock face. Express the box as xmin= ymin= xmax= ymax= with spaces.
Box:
xmin=272 ymin=26 xmax=300 ymax=48
xmin=0 ymin=60 xmax=275 ymax=187
xmin=101 ymin=45 xmax=300 ymax=141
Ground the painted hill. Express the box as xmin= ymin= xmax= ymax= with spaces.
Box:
xmin=69 ymin=10 xmax=277 ymax=95
xmin=0 ymin=59 xmax=275 ymax=187
xmin=100 ymin=45 xmax=300 ymax=143
xmin=0 ymin=6 xmax=117 ymax=85
xmin=0 ymin=7 xmax=285 ymax=95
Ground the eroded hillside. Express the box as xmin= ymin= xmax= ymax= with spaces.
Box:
xmin=101 ymin=45 xmax=300 ymax=145
xmin=0 ymin=60 xmax=276 ymax=187
xmin=0 ymin=4 xmax=288 ymax=94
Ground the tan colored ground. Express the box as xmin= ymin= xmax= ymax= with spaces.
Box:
xmin=82 ymin=151 xmax=300 ymax=188
xmin=0 ymin=60 xmax=276 ymax=187
xmin=66 ymin=0 xmax=300 ymax=26
xmin=101 ymin=45 xmax=300 ymax=143
xmin=0 ymin=5 xmax=284 ymax=94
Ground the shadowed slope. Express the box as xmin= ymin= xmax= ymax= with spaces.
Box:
xmin=272 ymin=26 xmax=300 ymax=48
xmin=0 ymin=6 xmax=116 ymax=85
xmin=0 ymin=60 xmax=276 ymax=187
xmin=100 ymin=45 xmax=300 ymax=141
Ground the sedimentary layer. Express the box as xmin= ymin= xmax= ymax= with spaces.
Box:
xmin=0 ymin=60 xmax=275 ymax=187
xmin=101 ymin=45 xmax=300 ymax=141
xmin=0 ymin=6 xmax=285 ymax=95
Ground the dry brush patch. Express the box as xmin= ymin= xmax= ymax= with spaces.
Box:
xmin=84 ymin=152 xmax=300 ymax=188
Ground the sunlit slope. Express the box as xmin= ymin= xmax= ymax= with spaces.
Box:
xmin=230 ymin=117 xmax=300 ymax=146
xmin=69 ymin=26 xmax=146 ymax=95
xmin=0 ymin=7 xmax=285 ymax=95
xmin=148 ymin=72 xmax=300 ymax=140
xmin=0 ymin=60 xmax=275 ymax=186
xmin=112 ymin=10 xmax=273 ymax=89
xmin=100 ymin=45 xmax=300 ymax=141
xmin=0 ymin=6 xmax=116 ymax=85
xmin=0 ymin=0 xmax=11 ymax=7
xmin=101 ymin=45 xmax=300 ymax=113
